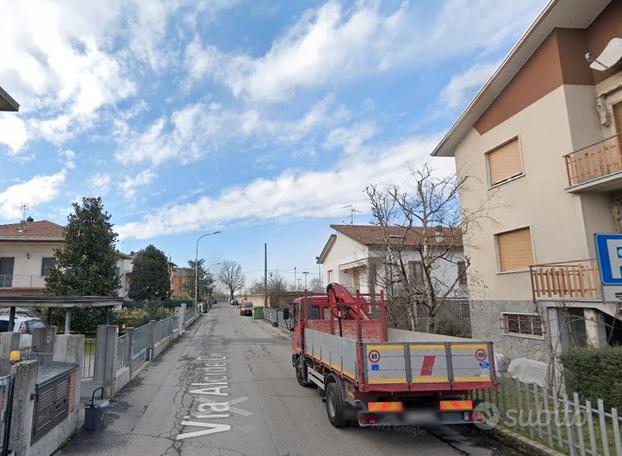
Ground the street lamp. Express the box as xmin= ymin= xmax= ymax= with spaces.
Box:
xmin=195 ymin=231 xmax=221 ymax=309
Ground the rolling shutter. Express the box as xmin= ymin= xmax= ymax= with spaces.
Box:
xmin=488 ymin=138 xmax=522 ymax=185
xmin=497 ymin=227 xmax=533 ymax=272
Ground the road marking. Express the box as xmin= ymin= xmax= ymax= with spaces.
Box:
xmin=175 ymin=352 xmax=252 ymax=441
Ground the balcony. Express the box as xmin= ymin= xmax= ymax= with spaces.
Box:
xmin=565 ymin=133 xmax=622 ymax=192
xmin=0 ymin=274 xmax=47 ymax=292
xmin=529 ymin=259 xmax=602 ymax=302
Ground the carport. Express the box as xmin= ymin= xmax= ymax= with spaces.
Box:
xmin=0 ymin=296 xmax=123 ymax=333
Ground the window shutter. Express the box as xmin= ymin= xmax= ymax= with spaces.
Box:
xmin=497 ymin=227 xmax=534 ymax=272
xmin=488 ymin=138 xmax=522 ymax=185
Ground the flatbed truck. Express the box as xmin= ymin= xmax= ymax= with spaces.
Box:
xmin=288 ymin=283 xmax=496 ymax=427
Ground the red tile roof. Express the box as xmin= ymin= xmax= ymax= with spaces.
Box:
xmin=0 ymin=220 xmax=65 ymax=241
xmin=330 ymin=224 xmax=462 ymax=247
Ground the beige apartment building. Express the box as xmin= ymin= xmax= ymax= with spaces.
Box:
xmin=433 ymin=0 xmax=622 ymax=363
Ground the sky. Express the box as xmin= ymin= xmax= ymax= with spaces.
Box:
xmin=0 ymin=0 xmax=548 ymax=287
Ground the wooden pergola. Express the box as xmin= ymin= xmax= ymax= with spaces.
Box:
xmin=0 ymin=296 xmax=123 ymax=333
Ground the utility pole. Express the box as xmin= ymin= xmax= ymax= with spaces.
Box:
xmin=303 ymin=271 xmax=309 ymax=290
xmin=264 ymin=243 xmax=268 ymax=308
xmin=294 ymin=266 xmax=297 ymax=290
xmin=194 ymin=231 xmax=221 ymax=310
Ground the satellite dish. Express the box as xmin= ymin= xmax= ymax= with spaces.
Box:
xmin=590 ymin=37 xmax=622 ymax=71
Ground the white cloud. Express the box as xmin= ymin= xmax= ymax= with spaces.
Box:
xmin=0 ymin=171 xmax=66 ymax=220
xmin=186 ymin=0 xmax=546 ymax=103
xmin=119 ymin=169 xmax=156 ymax=199
xmin=88 ymin=173 xmax=112 ymax=196
xmin=115 ymin=96 xmax=347 ymax=165
xmin=61 ymin=149 xmax=76 ymax=169
xmin=0 ymin=114 xmax=28 ymax=154
xmin=441 ymin=63 xmax=497 ymax=108
xmin=324 ymin=122 xmax=377 ymax=155
xmin=117 ymin=135 xmax=454 ymax=240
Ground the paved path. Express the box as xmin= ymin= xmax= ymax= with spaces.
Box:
xmin=59 ymin=304 xmax=517 ymax=456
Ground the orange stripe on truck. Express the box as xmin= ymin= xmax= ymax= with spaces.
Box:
xmin=368 ymin=402 xmax=404 ymax=413
xmin=439 ymin=400 xmax=473 ymax=412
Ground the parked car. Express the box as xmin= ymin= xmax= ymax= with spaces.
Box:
xmin=230 ymin=298 xmax=239 ymax=306
xmin=239 ymin=302 xmax=253 ymax=316
xmin=0 ymin=315 xmax=45 ymax=334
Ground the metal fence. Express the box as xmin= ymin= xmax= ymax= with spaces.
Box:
xmin=115 ymin=334 xmax=128 ymax=372
xmin=82 ymin=338 xmax=96 ymax=379
xmin=154 ymin=317 xmax=176 ymax=343
xmin=131 ymin=324 xmax=149 ymax=370
xmin=473 ymin=376 xmax=622 ymax=456
xmin=184 ymin=304 xmax=197 ymax=327
xmin=0 ymin=374 xmax=13 ymax=456
xmin=264 ymin=308 xmax=292 ymax=328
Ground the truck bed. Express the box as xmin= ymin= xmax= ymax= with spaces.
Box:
xmin=304 ymin=328 xmax=495 ymax=392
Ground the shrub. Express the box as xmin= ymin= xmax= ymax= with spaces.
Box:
xmin=560 ymin=346 xmax=622 ymax=410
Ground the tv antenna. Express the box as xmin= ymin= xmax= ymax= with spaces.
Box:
xmin=20 ymin=203 xmax=29 ymax=221
xmin=343 ymin=204 xmax=361 ymax=225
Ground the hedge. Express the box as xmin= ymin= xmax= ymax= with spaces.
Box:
xmin=560 ymin=346 xmax=622 ymax=410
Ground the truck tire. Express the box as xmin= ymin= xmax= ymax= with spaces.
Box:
xmin=295 ymin=359 xmax=313 ymax=387
xmin=325 ymin=382 xmax=349 ymax=427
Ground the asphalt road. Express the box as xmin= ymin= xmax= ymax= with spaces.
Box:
xmin=59 ymin=304 xmax=517 ymax=456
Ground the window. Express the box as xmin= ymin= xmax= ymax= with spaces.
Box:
xmin=0 ymin=257 xmax=14 ymax=287
xmin=461 ymin=303 xmax=470 ymax=318
xmin=502 ymin=313 xmax=544 ymax=337
xmin=327 ymin=270 xmax=333 ymax=283
xmin=457 ymin=261 xmax=467 ymax=285
xmin=41 ymin=257 xmax=56 ymax=277
xmin=487 ymin=137 xmax=522 ymax=186
xmin=496 ymin=227 xmax=534 ymax=272
xmin=409 ymin=261 xmax=425 ymax=287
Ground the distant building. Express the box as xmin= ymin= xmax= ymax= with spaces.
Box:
xmin=317 ymin=225 xmax=470 ymax=333
xmin=170 ymin=266 xmax=193 ymax=298
xmin=432 ymin=0 xmax=622 ymax=362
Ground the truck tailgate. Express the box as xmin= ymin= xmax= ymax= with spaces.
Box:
xmin=364 ymin=342 xmax=494 ymax=389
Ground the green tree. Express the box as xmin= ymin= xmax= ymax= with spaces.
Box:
xmin=46 ymin=197 xmax=120 ymax=333
xmin=129 ymin=245 xmax=171 ymax=301
xmin=183 ymin=260 xmax=215 ymax=301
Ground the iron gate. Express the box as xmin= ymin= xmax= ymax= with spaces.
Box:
xmin=0 ymin=374 xmax=14 ymax=456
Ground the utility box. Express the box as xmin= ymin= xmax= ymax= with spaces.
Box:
xmin=253 ymin=307 xmax=264 ymax=320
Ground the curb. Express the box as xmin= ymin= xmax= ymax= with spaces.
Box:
xmin=488 ymin=426 xmax=565 ymax=456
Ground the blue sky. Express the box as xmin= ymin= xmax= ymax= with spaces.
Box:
xmin=0 ymin=0 xmax=547 ymax=287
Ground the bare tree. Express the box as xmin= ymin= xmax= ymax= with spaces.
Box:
xmin=219 ymin=260 xmax=245 ymax=300
xmin=308 ymin=277 xmax=324 ymax=293
xmin=367 ymin=163 xmax=487 ymax=333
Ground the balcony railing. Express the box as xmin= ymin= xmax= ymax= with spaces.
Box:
xmin=529 ymin=259 xmax=602 ymax=301
xmin=565 ymin=133 xmax=622 ymax=187
xmin=0 ymin=275 xmax=47 ymax=289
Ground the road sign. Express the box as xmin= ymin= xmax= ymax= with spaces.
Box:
xmin=595 ymin=233 xmax=622 ymax=285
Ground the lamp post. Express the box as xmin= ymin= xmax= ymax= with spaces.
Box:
xmin=195 ymin=231 xmax=221 ymax=310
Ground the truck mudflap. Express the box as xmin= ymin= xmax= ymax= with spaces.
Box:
xmin=356 ymin=399 xmax=481 ymax=427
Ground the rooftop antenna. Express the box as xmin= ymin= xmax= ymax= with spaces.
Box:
xmin=20 ymin=203 xmax=29 ymax=222
xmin=343 ymin=204 xmax=361 ymax=225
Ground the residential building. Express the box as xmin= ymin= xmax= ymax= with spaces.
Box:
xmin=0 ymin=85 xmax=19 ymax=112
xmin=317 ymin=225 xmax=470 ymax=332
xmin=0 ymin=220 xmax=64 ymax=295
xmin=170 ymin=266 xmax=193 ymax=298
xmin=0 ymin=219 xmax=135 ymax=298
xmin=432 ymin=0 xmax=622 ymax=362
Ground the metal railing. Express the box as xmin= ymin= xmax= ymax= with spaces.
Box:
xmin=530 ymin=259 xmax=602 ymax=302
xmin=0 ymin=274 xmax=47 ymax=289
xmin=82 ymin=338 xmax=96 ymax=378
xmin=154 ymin=317 xmax=176 ymax=343
xmin=565 ymin=133 xmax=622 ymax=187
xmin=264 ymin=308 xmax=293 ymax=328
xmin=115 ymin=334 xmax=128 ymax=372
xmin=473 ymin=376 xmax=622 ymax=456
xmin=130 ymin=324 xmax=149 ymax=370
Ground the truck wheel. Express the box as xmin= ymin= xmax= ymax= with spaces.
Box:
xmin=325 ymin=383 xmax=349 ymax=427
xmin=295 ymin=360 xmax=313 ymax=387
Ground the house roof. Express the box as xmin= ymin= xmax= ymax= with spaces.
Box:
xmin=431 ymin=0 xmax=610 ymax=157
xmin=0 ymin=220 xmax=65 ymax=241
xmin=318 ymin=224 xmax=462 ymax=263
xmin=0 ymin=86 xmax=19 ymax=112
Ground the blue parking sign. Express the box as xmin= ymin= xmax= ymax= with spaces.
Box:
xmin=595 ymin=233 xmax=622 ymax=285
